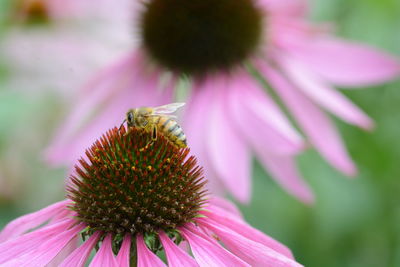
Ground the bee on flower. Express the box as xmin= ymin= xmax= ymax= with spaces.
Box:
xmin=124 ymin=103 xmax=187 ymax=149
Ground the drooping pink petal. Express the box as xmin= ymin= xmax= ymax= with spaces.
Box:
xmin=0 ymin=199 xmax=70 ymax=242
xmin=227 ymin=72 xmax=304 ymax=155
xmin=180 ymin=224 xmax=249 ymax=267
xmin=203 ymin=203 xmax=244 ymax=223
xmin=183 ymin=82 xmax=226 ymax=196
xmin=6 ymin=223 xmax=84 ymax=267
xmin=197 ymin=218 xmax=302 ymax=267
xmin=260 ymin=149 xmax=315 ymax=203
xmin=201 ymin=206 xmax=294 ymax=259
xmin=116 ymin=234 xmax=131 ymax=267
xmin=0 ymin=219 xmax=74 ymax=263
xmin=29 ymin=224 xmax=84 ymax=266
xmin=60 ymin=231 xmax=102 ymax=267
xmin=48 ymin=236 xmax=79 ymax=267
xmin=207 ymin=197 xmax=243 ymax=219
xmin=262 ymin=64 xmax=358 ymax=176
xmin=187 ymin=223 xmax=221 ymax=245
xmin=159 ymin=231 xmax=198 ymax=267
xmin=277 ymin=54 xmax=374 ymax=129
xmin=136 ymin=234 xmax=167 ymax=267
xmin=202 ymin=77 xmax=251 ymax=203
xmin=89 ymin=234 xmax=119 ymax=267
xmin=50 ymin=207 xmax=76 ymax=224
xmin=226 ymin=69 xmax=315 ymax=202
xmin=285 ymin=38 xmax=400 ymax=87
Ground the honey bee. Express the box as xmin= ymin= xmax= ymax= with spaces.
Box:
xmin=123 ymin=103 xmax=187 ymax=148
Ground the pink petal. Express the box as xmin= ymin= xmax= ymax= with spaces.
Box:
xmin=9 ymin=223 xmax=84 ymax=267
xmin=116 ymin=234 xmax=131 ymax=267
xmin=49 ymin=207 xmax=76 ymax=224
xmin=203 ymin=203 xmax=244 ymax=223
xmin=201 ymin=206 xmax=294 ymax=259
xmin=180 ymin=224 xmax=249 ymax=267
xmin=203 ymin=77 xmax=252 ymax=203
xmin=277 ymin=54 xmax=374 ymax=129
xmin=89 ymin=234 xmax=119 ymax=267
xmin=136 ymin=234 xmax=166 ymax=267
xmin=48 ymin=236 xmax=79 ymax=267
xmin=0 ymin=219 xmax=74 ymax=263
xmin=207 ymin=197 xmax=243 ymax=220
xmin=0 ymin=199 xmax=70 ymax=242
xmin=262 ymin=64 xmax=358 ymax=176
xmin=183 ymin=82 xmax=226 ymax=196
xmin=259 ymin=149 xmax=315 ymax=203
xmin=198 ymin=218 xmax=302 ymax=267
xmin=60 ymin=231 xmax=102 ymax=267
xmin=227 ymin=73 xmax=304 ymax=155
xmin=285 ymin=38 xmax=400 ymax=87
xmin=29 ymin=224 xmax=84 ymax=266
xmin=159 ymin=231 xmax=198 ymax=267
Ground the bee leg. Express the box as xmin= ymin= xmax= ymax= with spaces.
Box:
xmin=151 ymin=125 xmax=157 ymax=142
xmin=123 ymin=126 xmax=131 ymax=136
xmin=140 ymin=126 xmax=157 ymax=151
xmin=119 ymin=119 xmax=127 ymax=131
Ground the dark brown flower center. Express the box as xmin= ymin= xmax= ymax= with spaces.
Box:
xmin=141 ymin=0 xmax=263 ymax=75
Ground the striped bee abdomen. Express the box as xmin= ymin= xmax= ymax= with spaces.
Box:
xmin=157 ymin=117 xmax=187 ymax=148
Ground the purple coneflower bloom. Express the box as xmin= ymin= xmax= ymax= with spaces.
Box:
xmin=1 ymin=127 xmax=301 ymax=266
xmin=2 ymin=0 xmax=134 ymax=95
xmin=46 ymin=0 xmax=400 ymax=203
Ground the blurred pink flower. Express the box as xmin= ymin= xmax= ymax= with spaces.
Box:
xmin=1 ymin=0 xmax=134 ymax=96
xmin=46 ymin=0 xmax=399 ymax=203
xmin=0 ymin=198 xmax=301 ymax=266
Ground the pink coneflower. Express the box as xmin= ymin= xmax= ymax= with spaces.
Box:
xmin=46 ymin=0 xmax=400 ymax=203
xmin=0 ymin=127 xmax=301 ymax=266
xmin=2 ymin=0 xmax=133 ymax=96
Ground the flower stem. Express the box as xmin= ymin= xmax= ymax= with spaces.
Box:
xmin=130 ymin=240 xmax=137 ymax=267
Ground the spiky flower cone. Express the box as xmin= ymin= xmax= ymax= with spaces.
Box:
xmin=69 ymin=126 xmax=206 ymax=237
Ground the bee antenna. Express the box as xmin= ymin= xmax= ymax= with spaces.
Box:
xmin=119 ymin=119 xmax=127 ymax=131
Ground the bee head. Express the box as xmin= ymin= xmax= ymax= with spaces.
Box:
xmin=126 ymin=110 xmax=135 ymax=127
xmin=127 ymin=108 xmax=150 ymax=128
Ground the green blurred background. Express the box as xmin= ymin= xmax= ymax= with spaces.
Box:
xmin=0 ymin=0 xmax=399 ymax=266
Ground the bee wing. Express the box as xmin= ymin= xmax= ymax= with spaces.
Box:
xmin=152 ymin=102 xmax=185 ymax=115
xmin=147 ymin=114 xmax=177 ymax=119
